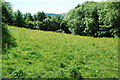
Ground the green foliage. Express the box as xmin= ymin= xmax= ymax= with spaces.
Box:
xmin=2 ymin=1 xmax=119 ymax=37
xmin=2 ymin=26 xmax=118 ymax=78
xmin=23 ymin=13 xmax=34 ymax=28
xmin=2 ymin=2 xmax=14 ymax=25
xmin=34 ymin=21 xmax=43 ymax=30
xmin=2 ymin=23 xmax=16 ymax=52
xmin=25 ymin=21 xmax=35 ymax=29
xmin=97 ymin=2 xmax=120 ymax=37
xmin=13 ymin=10 xmax=26 ymax=27
xmin=24 ymin=13 xmax=34 ymax=21
xmin=33 ymin=11 xmax=46 ymax=22
xmin=42 ymin=15 xmax=63 ymax=31
xmin=2 ymin=1 xmax=69 ymax=33
xmin=2 ymin=1 xmax=119 ymax=78
xmin=65 ymin=1 xmax=120 ymax=37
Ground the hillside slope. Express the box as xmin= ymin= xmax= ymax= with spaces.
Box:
xmin=2 ymin=26 xmax=118 ymax=78
xmin=46 ymin=13 xmax=66 ymax=18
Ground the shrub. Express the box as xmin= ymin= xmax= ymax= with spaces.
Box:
xmin=2 ymin=23 xmax=17 ymax=52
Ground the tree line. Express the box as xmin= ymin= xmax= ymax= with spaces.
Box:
xmin=2 ymin=1 xmax=120 ymax=37
xmin=65 ymin=1 xmax=120 ymax=37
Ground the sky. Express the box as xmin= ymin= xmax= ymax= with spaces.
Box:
xmin=5 ymin=0 xmax=104 ymax=14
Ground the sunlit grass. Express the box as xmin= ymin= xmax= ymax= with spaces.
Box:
xmin=2 ymin=26 xmax=118 ymax=78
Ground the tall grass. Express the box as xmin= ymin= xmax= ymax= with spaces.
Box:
xmin=2 ymin=26 xmax=118 ymax=78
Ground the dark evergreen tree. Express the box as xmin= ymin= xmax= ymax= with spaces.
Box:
xmin=2 ymin=2 xmax=14 ymax=25
xmin=14 ymin=10 xmax=25 ymax=27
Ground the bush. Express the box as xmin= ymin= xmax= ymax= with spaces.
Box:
xmin=2 ymin=23 xmax=17 ymax=52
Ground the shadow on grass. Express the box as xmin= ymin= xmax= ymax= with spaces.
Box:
xmin=2 ymin=23 xmax=17 ymax=53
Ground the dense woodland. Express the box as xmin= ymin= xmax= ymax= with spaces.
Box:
xmin=2 ymin=1 xmax=120 ymax=37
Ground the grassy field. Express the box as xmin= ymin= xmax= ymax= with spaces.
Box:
xmin=2 ymin=26 xmax=118 ymax=78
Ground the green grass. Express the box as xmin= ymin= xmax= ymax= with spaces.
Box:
xmin=2 ymin=26 xmax=118 ymax=78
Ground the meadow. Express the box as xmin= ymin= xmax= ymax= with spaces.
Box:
xmin=2 ymin=26 xmax=118 ymax=78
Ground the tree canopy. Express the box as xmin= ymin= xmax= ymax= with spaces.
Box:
xmin=2 ymin=1 xmax=120 ymax=37
xmin=64 ymin=1 xmax=120 ymax=37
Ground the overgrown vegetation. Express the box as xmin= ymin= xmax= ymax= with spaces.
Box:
xmin=2 ymin=26 xmax=118 ymax=78
xmin=2 ymin=23 xmax=16 ymax=52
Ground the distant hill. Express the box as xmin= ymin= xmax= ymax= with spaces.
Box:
xmin=45 ymin=13 xmax=66 ymax=18
xmin=59 ymin=13 xmax=66 ymax=18
xmin=45 ymin=13 xmax=58 ymax=16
